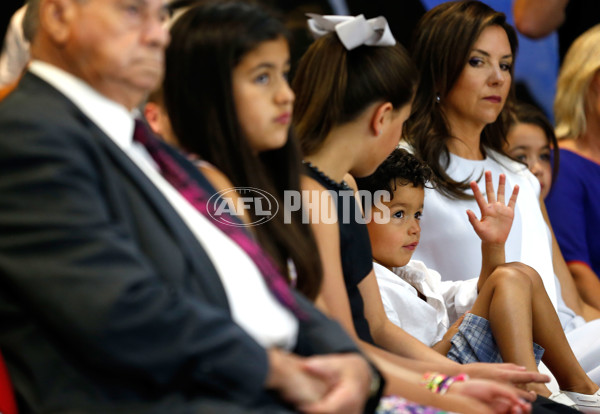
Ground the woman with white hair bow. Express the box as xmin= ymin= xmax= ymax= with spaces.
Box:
xmin=290 ymin=12 xmax=554 ymax=414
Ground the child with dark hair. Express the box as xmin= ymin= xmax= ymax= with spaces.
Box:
xmin=505 ymin=102 xmax=559 ymax=199
xmin=292 ymin=12 xmax=551 ymax=413
xmin=404 ymin=4 xmax=600 ymax=395
xmin=163 ymin=0 xmax=323 ymax=300
xmin=356 ymin=148 xmax=600 ymax=408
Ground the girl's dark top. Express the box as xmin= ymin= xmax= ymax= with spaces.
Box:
xmin=305 ymin=165 xmax=374 ymax=344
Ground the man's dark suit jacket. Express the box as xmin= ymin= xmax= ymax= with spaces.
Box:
xmin=0 ymin=73 xmax=370 ymax=413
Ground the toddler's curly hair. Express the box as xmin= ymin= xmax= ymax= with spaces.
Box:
xmin=356 ymin=148 xmax=434 ymax=203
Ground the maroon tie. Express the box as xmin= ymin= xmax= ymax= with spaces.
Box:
xmin=133 ymin=120 xmax=305 ymax=318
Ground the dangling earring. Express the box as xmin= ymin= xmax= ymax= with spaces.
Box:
xmin=435 ymin=93 xmax=441 ymax=104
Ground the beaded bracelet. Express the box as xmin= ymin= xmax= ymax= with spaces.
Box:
xmin=421 ymin=372 xmax=469 ymax=394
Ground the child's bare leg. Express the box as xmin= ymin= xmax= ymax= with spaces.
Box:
xmin=511 ymin=262 xmax=598 ymax=395
xmin=469 ymin=264 xmax=551 ymax=396
xmin=470 ymin=263 xmax=598 ymax=396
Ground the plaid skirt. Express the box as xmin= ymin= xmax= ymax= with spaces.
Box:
xmin=447 ymin=312 xmax=545 ymax=365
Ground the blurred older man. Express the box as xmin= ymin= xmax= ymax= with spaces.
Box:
xmin=0 ymin=0 xmax=379 ymax=413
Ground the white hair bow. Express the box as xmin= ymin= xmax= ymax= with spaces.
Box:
xmin=306 ymin=13 xmax=396 ymax=51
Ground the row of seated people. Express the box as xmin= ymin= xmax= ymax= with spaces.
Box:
xmin=2 ymin=0 xmax=599 ymax=297
xmin=1 ymin=1 xmax=599 ymax=297
xmin=0 ymin=0 xmax=599 ymax=413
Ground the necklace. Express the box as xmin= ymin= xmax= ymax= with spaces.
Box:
xmin=303 ymin=161 xmax=351 ymax=191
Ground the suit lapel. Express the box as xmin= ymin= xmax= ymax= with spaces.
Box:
xmin=90 ymin=123 xmax=230 ymax=306
xmin=20 ymin=73 xmax=230 ymax=308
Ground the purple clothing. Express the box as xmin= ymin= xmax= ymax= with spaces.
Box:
xmin=546 ymin=148 xmax=600 ymax=277
xmin=377 ymin=396 xmax=446 ymax=413
xmin=133 ymin=120 xmax=305 ymax=318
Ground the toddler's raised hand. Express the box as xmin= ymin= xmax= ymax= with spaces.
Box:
xmin=467 ymin=171 xmax=519 ymax=245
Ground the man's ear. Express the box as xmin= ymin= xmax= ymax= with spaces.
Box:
xmin=369 ymin=102 xmax=393 ymax=138
xmin=40 ymin=0 xmax=77 ymax=45
xmin=144 ymin=102 xmax=163 ymax=136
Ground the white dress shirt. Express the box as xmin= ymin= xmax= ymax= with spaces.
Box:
xmin=374 ymin=261 xmax=477 ymax=347
xmin=28 ymin=60 xmax=299 ymax=349
xmin=0 ymin=5 xmax=29 ymax=87
xmin=401 ymin=144 xmax=600 ymax=387
xmin=412 ymin=150 xmax=558 ymax=309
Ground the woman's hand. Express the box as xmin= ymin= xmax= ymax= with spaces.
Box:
xmin=462 ymin=362 xmax=549 ymax=388
xmin=449 ymin=378 xmax=533 ymax=414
